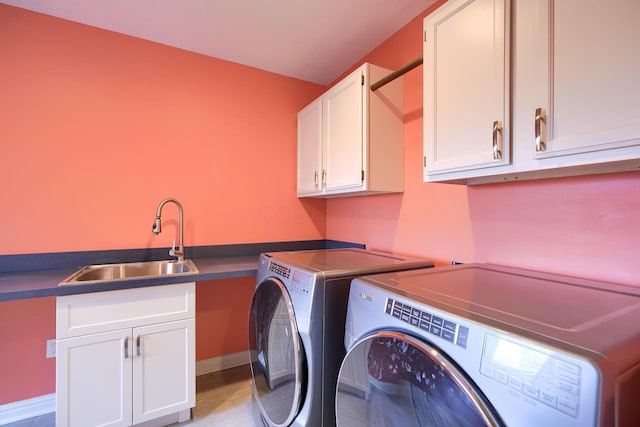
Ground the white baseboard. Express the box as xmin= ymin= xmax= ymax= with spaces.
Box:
xmin=0 ymin=353 xmax=249 ymax=425
xmin=196 ymin=351 xmax=250 ymax=376
xmin=0 ymin=393 xmax=55 ymax=425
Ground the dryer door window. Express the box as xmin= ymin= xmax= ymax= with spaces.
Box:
xmin=336 ymin=331 xmax=502 ymax=427
xmin=249 ymin=278 xmax=305 ymax=427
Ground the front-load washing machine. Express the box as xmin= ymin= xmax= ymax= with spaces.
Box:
xmin=248 ymin=248 xmax=434 ymax=427
xmin=335 ymin=264 xmax=640 ymax=427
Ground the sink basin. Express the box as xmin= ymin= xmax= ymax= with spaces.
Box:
xmin=60 ymin=259 xmax=199 ymax=286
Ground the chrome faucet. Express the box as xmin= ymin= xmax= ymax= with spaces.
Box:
xmin=152 ymin=198 xmax=185 ymax=262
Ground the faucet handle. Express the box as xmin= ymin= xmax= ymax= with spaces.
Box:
xmin=152 ymin=217 xmax=161 ymax=234
xmin=169 ymin=238 xmax=176 ymax=257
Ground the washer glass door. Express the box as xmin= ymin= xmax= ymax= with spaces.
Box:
xmin=249 ymin=278 xmax=305 ymax=426
xmin=335 ymin=331 xmax=502 ymax=427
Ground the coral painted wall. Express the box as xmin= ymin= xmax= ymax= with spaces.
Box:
xmin=0 ymin=4 xmax=325 ymax=406
xmin=0 ymin=298 xmax=55 ymax=403
xmin=0 ymin=5 xmax=326 ymax=256
xmin=326 ymin=5 xmax=640 ymax=287
xmin=195 ymin=277 xmax=256 ymax=360
xmin=2 ymin=0 xmax=640 ymax=410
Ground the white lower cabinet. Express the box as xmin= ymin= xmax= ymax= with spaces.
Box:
xmin=56 ymin=283 xmax=196 ymax=427
xmin=57 ymin=329 xmax=133 ymax=427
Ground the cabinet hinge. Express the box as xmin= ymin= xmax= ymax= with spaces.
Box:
xmin=423 ymin=156 xmax=427 ymax=167
xmin=361 ymin=74 xmax=365 ymax=86
xmin=361 ymin=170 xmax=365 ymax=182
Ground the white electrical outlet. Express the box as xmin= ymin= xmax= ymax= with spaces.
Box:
xmin=46 ymin=339 xmax=56 ymax=358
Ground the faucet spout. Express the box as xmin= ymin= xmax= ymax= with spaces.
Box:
xmin=152 ymin=198 xmax=185 ymax=262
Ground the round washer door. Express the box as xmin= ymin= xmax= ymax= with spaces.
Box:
xmin=335 ymin=331 xmax=502 ymax=427
xmin=249 ymin=278 xmax=305 ymax=427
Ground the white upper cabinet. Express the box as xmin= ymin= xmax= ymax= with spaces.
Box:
xmin=517 ymin=0 xmax=640 ymax=164
xmin=424 ymin=0 xmax=640 ymax=184
xmin=297 ymin=98 xmax=323 ymax=195
xmin=323 ymin=71 xmax=367 ymax=193
xmin=423 ymin=0 xmax=511 ymax=176
xmin=297 ymin=63 xmax=404 ymax=198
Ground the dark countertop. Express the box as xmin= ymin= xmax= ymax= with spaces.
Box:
xmin=0 ymin=240 xmax=364 ymax=302
xmin=0 ymin=256 xmax=259 ymax=302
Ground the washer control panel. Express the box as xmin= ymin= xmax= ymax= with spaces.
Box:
xmin=385 ymin=298 xmax=469 ymax=349
xmin=269 ymin=261 xmax=291 ymax=279
xmin=480 ymin=334 xmax=582 ymax=418
xmin=268 ymin=261 xmax=313 ymax=296
xmin=290 ymin=269 xmax=312 ymax=295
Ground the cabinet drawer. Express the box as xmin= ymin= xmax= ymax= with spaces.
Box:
xmin=57 ymin=282 xmax=195 ymax=338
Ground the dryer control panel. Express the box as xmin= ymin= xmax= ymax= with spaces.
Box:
xmin=385 ymin=298 xmax=469 ymax=349
xmin=480 ymin=334 xmax=582 ymax=418
xmin=269 ymin=261 xmax=291 ymax=279
xmin=268 ymin=261 xmax=313 ymax=297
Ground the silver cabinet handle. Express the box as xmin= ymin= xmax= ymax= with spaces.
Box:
xmin=492 ymin=120 xmax=502 ymax=160
xmin=124 ymin=337 xmax=129 ymax=359
xmin=535 ymin=107 xmax=546 ymax=152
xmin=136 ymin=335 xmax=141 ymax=357
xmin=314 ymin=171 xmax=319 ymax=189
xmin=321 ymin=169 xmax=327 ymax=188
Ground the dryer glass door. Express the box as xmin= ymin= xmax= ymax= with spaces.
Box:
xmin=336 ymin=331 xmax=502 ymax=427
xmin=249 ymin=278 xmax=305 ymax=427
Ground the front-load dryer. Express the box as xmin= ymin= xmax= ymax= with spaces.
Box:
xmin=335 ymin=264 xmax=640 ymax=427
xmin=248 ymin=248 xmax=434 ymax=427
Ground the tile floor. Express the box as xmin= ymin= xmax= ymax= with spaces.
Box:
xmin=190 ymin=364 xmax=261 ymax=426
xmin=3 ymin=365 xmax=260 ymax=427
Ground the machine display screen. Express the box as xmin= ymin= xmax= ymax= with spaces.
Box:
xmin=480 ymin=334 xmax=582 ymax=418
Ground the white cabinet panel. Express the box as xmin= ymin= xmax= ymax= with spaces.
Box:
xmin=297 ymin=98 xmax=323 ymax=196
xmin=423 ymin=0 xmax=640 ymax=184
xmin=56 ymin=329 xmax=132 ymax=427
xmin=56 ymin=283 xmax=195 ymax=427
xmin=323 ymin=70 xmax=365 ymax=192
xmin=57 ymin=283 xmax=195 ymax=338
xmin=424 ymin=0 xmax=510 ymax=175
xmin=297 ymin=63 xmax=404 ymax=197
xmin=133 ymin=319 xmax=195 ymax=424
xmin=527 ymin=0 xmax=640 ymax=159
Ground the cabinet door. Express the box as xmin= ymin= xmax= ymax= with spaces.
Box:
xmin=424 ymin=0 xmax=510 ymax=176
xmin=527 ymin=0 xmax=640 ymax=159
xmin=297 ymin=97 xmax=323 ymax=196
xmin=132 ymin=319 xmax=195 ymax=424
xmin=323 ymin=67 xmax=365 ymax=193
xmin=57 ymin=329 xmax=132 ymax=427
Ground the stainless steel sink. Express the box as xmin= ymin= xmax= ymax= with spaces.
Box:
xmin=60 ymin=259 xmax=199 ymax=286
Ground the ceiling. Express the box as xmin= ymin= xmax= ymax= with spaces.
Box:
xmin=0 ymin=0 xmax=434 ymax=85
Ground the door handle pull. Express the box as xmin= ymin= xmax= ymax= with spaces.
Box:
xmin=535 ymin=107 xmax=546 ymax=152
xmin=492 ymin=121 xmax=503 ymax=160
